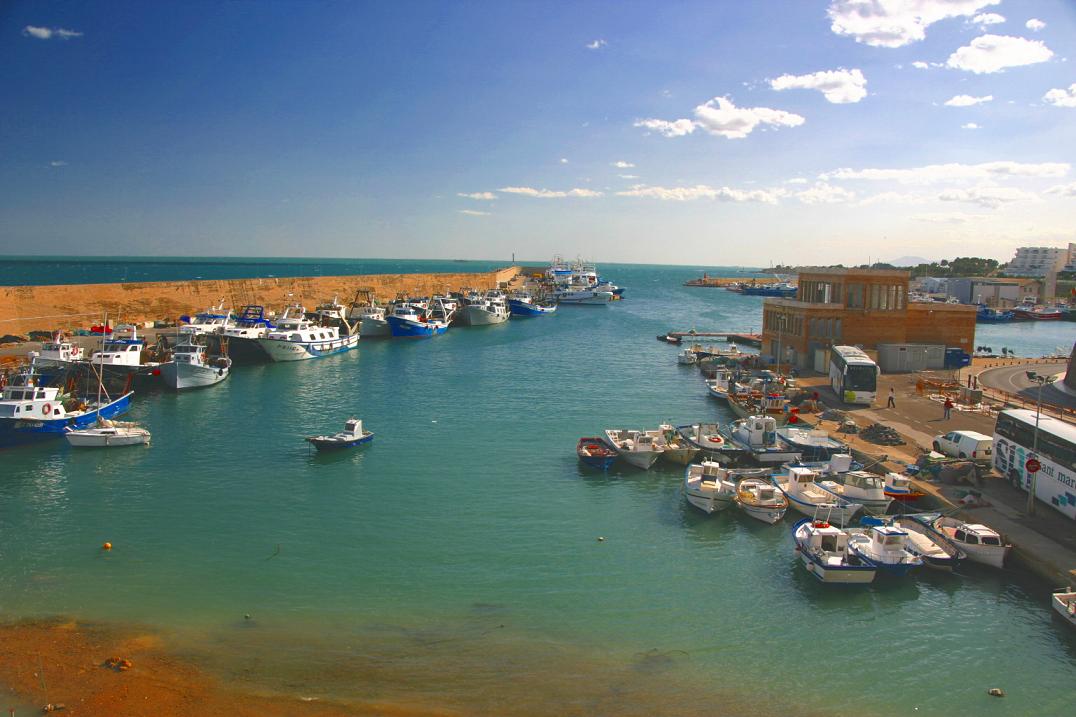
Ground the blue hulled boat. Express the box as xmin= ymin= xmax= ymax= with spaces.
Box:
xmin=0 ymin=368 xmax=133 ymax=449
xmin=386 ymin=302 xmax=449 ymax=338
xmin=976 ymin=306 xmax=1014 ymax=323
xmin=508 ymin=294 xmax=557 ymax=317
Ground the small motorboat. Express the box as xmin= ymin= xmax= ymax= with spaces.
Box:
xmin=1052 ymin=587 xmax=1076 ymax=629
xmin=65 ymin=418 xmax=151 ymax=448
xmin=577 ymin=436 xmax=617 ymax=470
xmin=846 ymin=525 xmax=923 ymax=577
xmin=907 ymin=513 xmax=1011 ymax=569
xmin=817 ymin=470 xmax=893 ymax=515
xmin=683 ymin=460 xmax=738 ymax=515
xmin=736 ymin=477 xmax=788 ymax=524
xmin=888 ymin=517 xmax=967 ymax=571
xmin=651 ymin=424 xmax=699 ymax=465
xmin=725 ymin=416 xmax=802 ymax=465
xmin=656 ymin=334 xmax=682 ymax=344
xmin=604 ymin=429 xmax=663 ymax=469
xmin=677 ymin=347 xmax=699 ymax=365
xmin=773 ymin=466 xmax=862 ymax=526
xmin=792 ymin=517 xmax=876 ymax=584
xmin=306 ymin=418 xmax=374 ymax=451
xmin=884 ymin=472 xmax=926 ymax=501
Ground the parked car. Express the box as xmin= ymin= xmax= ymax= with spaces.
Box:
xmin=932 ymin=430 xmax=993 ymax=464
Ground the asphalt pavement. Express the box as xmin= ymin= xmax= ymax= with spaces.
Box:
xmin=977 ymin=361 xmax=1075 ymax=410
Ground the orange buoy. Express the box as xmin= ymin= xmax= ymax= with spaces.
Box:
xmin=102 ymin=542 xmax=112 ymax=551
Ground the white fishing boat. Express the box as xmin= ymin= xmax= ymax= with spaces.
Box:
xmin=890 ymin=517 xmax=966 ymax=571
xmin=677 ymin=347 xmax=699 ymax=365
xmin=676 ymin=423 xmax=738 ymax=459
xmin=90 ymin=325 xmax=155 ymax=376
xmin=792 ymin=517 xmax=876 ymax=584
xmin=258 ymin=315 xmax=360 ymax=361
xmin=846 ymin=525 xmax=923 ymax=577
xmin=462 ymin=292 xmax=510 ymax=325
xmin=65 ymin=417 xmax=151 ymax=447
xmin=908 ymin=514 xmax=1011 ymax=569
xmin=555 ymin=287 xmax=615 ymax=304
xmin=158 ymin=334 xmax=231 ymax=390
xmin=725 ymin=415 xmax=802 ymax=465
xmin=180 ymin=299 xmax=235 ymax=335
xmin=27 ymin=331 xmax=84 ymax=368
xmin=1052 ymin=587 xmax=1076 ymax=629
xmin=650 ymin=424 xmax=699 ymax=465
xmin=817 ymin=470 xmax=892 ymax=515
xmin=736 ymin=477 xmax=788 ymax=524
xmin=604 ymin=429 xmax=664 ymax=469
xmin=773 ymin=466 xmax=862 ymax=525
xmin=683 ymin=460 xmax=738 ymax=514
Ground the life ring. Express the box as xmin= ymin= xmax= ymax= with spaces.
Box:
xmin=814 ymin=521 xmax=830 ymax=528
xmin=42 ymin=403 xmax=52 ymax=415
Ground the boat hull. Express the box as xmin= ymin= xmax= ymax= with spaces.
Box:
xmin=509 ymin=300 xmax=556 ymax=317
xmin=685 ymin=491 xmax=735 ymax=514
xmin=0 ymin=393 xmax=134 ymax=449
xmin=258 ymin=334 xmax=359 ymax=360
xmin=386 ymin=316 xmax=448 ymax=338
xmin=619 ymin=450 xmax=661 ymax=469
xmin=557 ymin=291 xmax=614 ymax=305
xmin=159 ymin=361 xmax=230 ymax=391
xmin=1052 ymin=591 xmax=1076 ymax=628
xmin=360 ymin=316 xmax=391 ymax=337
xmin=779 ymin=486 xmax=861 ymax=525
xmin=661 ymin=446 xmax=699 ymax=465
xmin=308 ymin=432 xmax=374 ymax=451
xmin=215 ymin=335 xmax=270 ymax=363
xmin=65 ymin=427 xmax=150 ymax=447
xmin=463 ymin=306 xmax=509 ymax=325
xmin=737 ymin=502 xmax=785 ymax=524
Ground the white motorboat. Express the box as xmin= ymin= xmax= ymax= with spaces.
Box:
xmin=908 ymin=514 xmax=1011 ymax=569
xmin=736 ymin=477 xmax=788 ymax=524
xmin=555 ymin=287 xmax=615 ymax=304
xmin=159 ymin=334 xmax=231 ymax=390
xmin=28 ymin=331 xmax=84 ymax=368
xmin=890 ymin=517 xmax=966 ymax=571
xmin=305 ymin=417 xmax=374 ymax=451
xmin=793 ymin=518 xmax=876 ymax=584
xmin=604 ymin=429 xmax=664 ymax=469
xmin=846 ymin=525 xmax=923 ymax=577
xmin=676 ymin=423 xmax=737 ymax=459
xmin=817 ymin=471 xmax=893 ymax=515
xmin=677 ymin=347 xmax=699 ymax=365
xmin=773 ymin=466 xmax=862 ymax=525
xmin=258 ymin=315 xmax=360 ymax=360
xmin=180 ymin=299 xmax=235 ymax=335
xmin=1052 ymin=587 xmax=1076 ymax=629
xmin=683 ymin=460 xmax=738 ymax=514
xmin=726 ymin=415 xmax=802 ymax=465
xmin=90 ymin=325 xmax=156 ymax=376
xmin=65 ymin=418 xmax=151 ymax=447
xmin=650 ymin=424 xmax=699 ymax=465
xmin=462 ymin=292 xmax=510 ymax=325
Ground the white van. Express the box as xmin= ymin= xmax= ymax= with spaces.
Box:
xmin=932 ymin=430 xmax=993 ymax=463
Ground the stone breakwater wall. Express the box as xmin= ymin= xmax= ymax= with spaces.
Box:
xmin=0 ymin=266 xmax=520 ymax=334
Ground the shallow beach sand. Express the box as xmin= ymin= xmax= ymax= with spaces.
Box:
xmin=0 ymin=618 xmax=454 ymax=717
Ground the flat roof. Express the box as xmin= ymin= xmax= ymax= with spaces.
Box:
xmin=798 ymin=268 xmax=910 ymax=279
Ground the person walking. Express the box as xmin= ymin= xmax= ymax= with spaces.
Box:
xmin=887 ymin=387 xmax=896 ymax=408
xmin=943 ymin=396 xmax=953 ymax=420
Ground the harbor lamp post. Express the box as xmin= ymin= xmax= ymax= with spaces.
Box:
xmin=1024 ymin=370 xmax=1056 ymax=516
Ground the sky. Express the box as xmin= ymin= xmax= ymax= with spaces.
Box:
xmin=2 ymin=0 xmax=1075 ymax=266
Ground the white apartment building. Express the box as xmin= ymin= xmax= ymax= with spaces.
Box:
xmin=1002 ymin=243 xmax=1075 ymax=277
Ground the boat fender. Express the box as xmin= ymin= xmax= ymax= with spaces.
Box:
xmin=42 ymin=403 xmax=52 ymax=415
xmin=813 ymin=521 xmax=830 ymax=528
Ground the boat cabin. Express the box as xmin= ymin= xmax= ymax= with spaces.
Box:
xmin=31 ymin=333 xmax=84 ymax=364
xmin=951 ymin=524 xmax=1004 ymax=547
xmin=0 ymin=373 xmax=66 ymax=419
xmin=806 ymin=522 xmax=850 ymax=559
xmin=866 ymin=525 xmax=909 ymax=551
xmin=92 ymin=329 xmax=146 ymax=367
xmin=845 ymin=471 xmax=884 ymax=493
xmin=267 ymin=319 xmax=341 ymax=343
xmin=342 ymin=419 xmax=364 ymax=437
xmin=786 ymin=466 xmax=820 ymax=494
xmin=733 ymin=416 xmax=779 ymax=448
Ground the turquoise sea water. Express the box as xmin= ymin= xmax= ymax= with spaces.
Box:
xmin=2 ymin=263 xmax=1075 ymax=715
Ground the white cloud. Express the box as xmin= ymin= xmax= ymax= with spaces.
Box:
xmin=634 ymin=118 xmax=697 ymax=137
xmin=616 ymin=184 xmax=784 ymax=203
xmin=911 ymin=61 xmax=931 ymax=69
xmin=49 ymin=160 xmax=67 ymax=167
xmin=23 ymin=25 xmax=82 ymax=40
xmin=559 ymin=158 xmax=569 ymax=164
xmin=796 ymin=183 xmax=857 ymax=204
xmin=498 ymin=186 xmax=603 ymax=198
xmin=457 ymin=192 xmax=497 ymax=200
xmin=823 ymin=160 xmax=1069 ymax=184
xmin=962 ymin=122 xmax=981 ymax=129
xmin=457 ymin=209 xmax=491 ymax=216
xmin=770 ymin=68 xmax=867 ymax=103
xmin=946 ymin=34 xmax=1053 ymax=74
xmin=612 ymin=160 xmax=635 ymax=168
xmin=972 ymin=12 xmax=1005 ymax=27
xmin=912 ymin=212 xmax=982 ymax=223
xmin=944 ymin=94 xmax=993 ymax=106
xmin=938 ymin=185 xmax=1038 ymax=208
xmin=785 ymin=177 xmax=809 ymax=185
xmin=1043 ymin=84 xmax=1076 ymax=108
xmin=1025 ymin=19 xmax=1046 ymax=32
xmin=1045 ymin=182 xmax=1076 ymax=197
xmin=618 ymin=174 xmax=639 ymax=179
xmin=586 ymin=39 xmax=607 ymax=50
xmin=827 ymin=0 xmax=1000 ymax=48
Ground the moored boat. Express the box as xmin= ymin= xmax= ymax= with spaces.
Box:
xmin=180 ymin=299 xmax=235 ymax=335
xmin=677 ymin=423 xmax=736 ymax=458
xmin=725 ymin=415 xmax=801 ymax=465
xmin=884 ymin=472 xmax=925 ymax=501
xmin=219 ymin=305 xmax=275 ymax=362
xmin=158 ymin=333 xmax=231 ymax=391
xmin=509 ymin=292 xmax=557 ymax=317
xmin=817 ymin=470 xmax=893 ymax=515
xmin=736 ymin=477 xmax=788 ymax=524
xmin=65 ymin=417 xmax=151 ymax=447
xmin=773 ymin=466 xmax=862 ymax=525
xmin=683 ymin=460 xmax=738 ymax=514
xmin=792 ymin=518 xmax=876 ymax=584
xmin=257 ymin=314 xmax=360 ymax=361
xmin=577 ymin=436 xmax=617 ymax=470
xmin=651 ymin=424 xmax=699 ymax=464
xmin=28 ymin=331 xmax=85 ymax=368
xmin=386 ymin=301 xmax=449 ymax=338
xmin=305 ymin=418 xmax=374 ymax=451
xmin=1052 ymin=587 xmax=1076 ymax=628
xmin=887 ymin=516 xmax=967 ymax=571
xmin=846 ymin=525 xmax=923 ymax=577
xmin=907 ymin=513 xmax=1011 ymax=569
xmin=604 ymin=429 xmax=663 ymax=469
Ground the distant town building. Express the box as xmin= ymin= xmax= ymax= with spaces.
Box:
xmin=762 ymin=268 xmax=976 ymax=371
xmin=946 ymin=277 xmax=1039 ymax=307
xmin=1001 ymin=243 xmax=1075 ymax=277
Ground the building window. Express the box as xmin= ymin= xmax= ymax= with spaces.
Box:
xmin=847 ymin=284 xmax=864 ymax=308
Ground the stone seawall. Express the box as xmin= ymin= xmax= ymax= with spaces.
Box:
xmin=0 ymin=266 xmax=520 ymax=334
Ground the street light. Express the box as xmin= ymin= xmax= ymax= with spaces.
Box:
xmin=1025 ymin=371 xmax=1056 ymax=516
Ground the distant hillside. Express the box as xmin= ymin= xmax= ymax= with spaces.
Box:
xmin=889 ymin=256 xmax=930 ymax=267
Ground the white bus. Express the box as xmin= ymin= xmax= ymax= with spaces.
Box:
xmin=993 ymin=409 xmax=1076 ymax=521
xmin=829 ymin=346 xmax=879 ymax=405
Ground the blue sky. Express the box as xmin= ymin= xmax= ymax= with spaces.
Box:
xmin=2 ymin=0 xmax=1074 ymax=265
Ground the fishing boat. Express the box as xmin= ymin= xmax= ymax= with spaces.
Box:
xmin=386 ymin=301 xmax=449 ymax=338
xmin=817 ymin=470 xmax=892 ymax=515
xmin=683 ymin=460 xmax=738 ymax=514
xmin=1012 ymin=305 xmax=1062 ymax=321
xmin=27 ymin=331 xmax=85 ymax=368
xmin=257 ymin=314 xmax=360 ymax=360
xmin=0 ymin=366 xmax=134 ymax=449
xmin=725 ymin=416 xmax=802 ymax=465
xmin=577 ymin=436 xmax=617 ymax=470
xmin=792 ymin=517 xmax=876 ymax=584
xmin=344 ymin=289 xmax=390 ymax=337
xmin=218 ymin=305 xmax=275 ymax=363
xmin=846 ymin=525 xmax=923 ymax=577
xmin=907 ymin=514 xmax=1011 ymax=569
xmin=677 ymin=347 xmax=699 ymax=365
xmin=89 ymin=325 xmax=158 ymax=377
xmin=884 ymin=472 xmax=925 ymax=501
xmin=1052 ymin=588 xmax=1076 ymax=628
xmin=727 ymin=391 xmax=788 ymax=422
xmin=776 ymin=426 xmax=848 ymax=462
xmin=884 ymin=517 xmax=966 ymax=571
xmin=603 ymin=429 xmax=664 ymax=469
xmin=508 ymin=292 xmax=556 ymax=317
xmin=704 ymin=368 xmax=736 ymax=402
xmin=461 ymin=292 xmax=510 ymax=325
xmin=736 ymin=477 xmax=788 ymax=524
xmin=651 ymin=424 xmax=699 ymax=464
xmin=305 ymin=418 xmax=374 ymax=451
xmin=773 ymin=466 xmax=862 ymax=525
xmin=976 ymin=306 xmax=1014 ymax=323
xmin=677 ymin=423 xmax=736 ymax=458
xmin=554 ymin=287 xmax=615 ymax=304
xmin=180 ymin=299 xmax=235 ymax=335
xmin=656 ymin=334 xmax=682 ymax=344
xmin=158 ymin=333 xmax=231 ymax=390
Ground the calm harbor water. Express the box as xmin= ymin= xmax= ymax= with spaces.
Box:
xmin=2 ymin=263 xmax=1075 ymax=715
